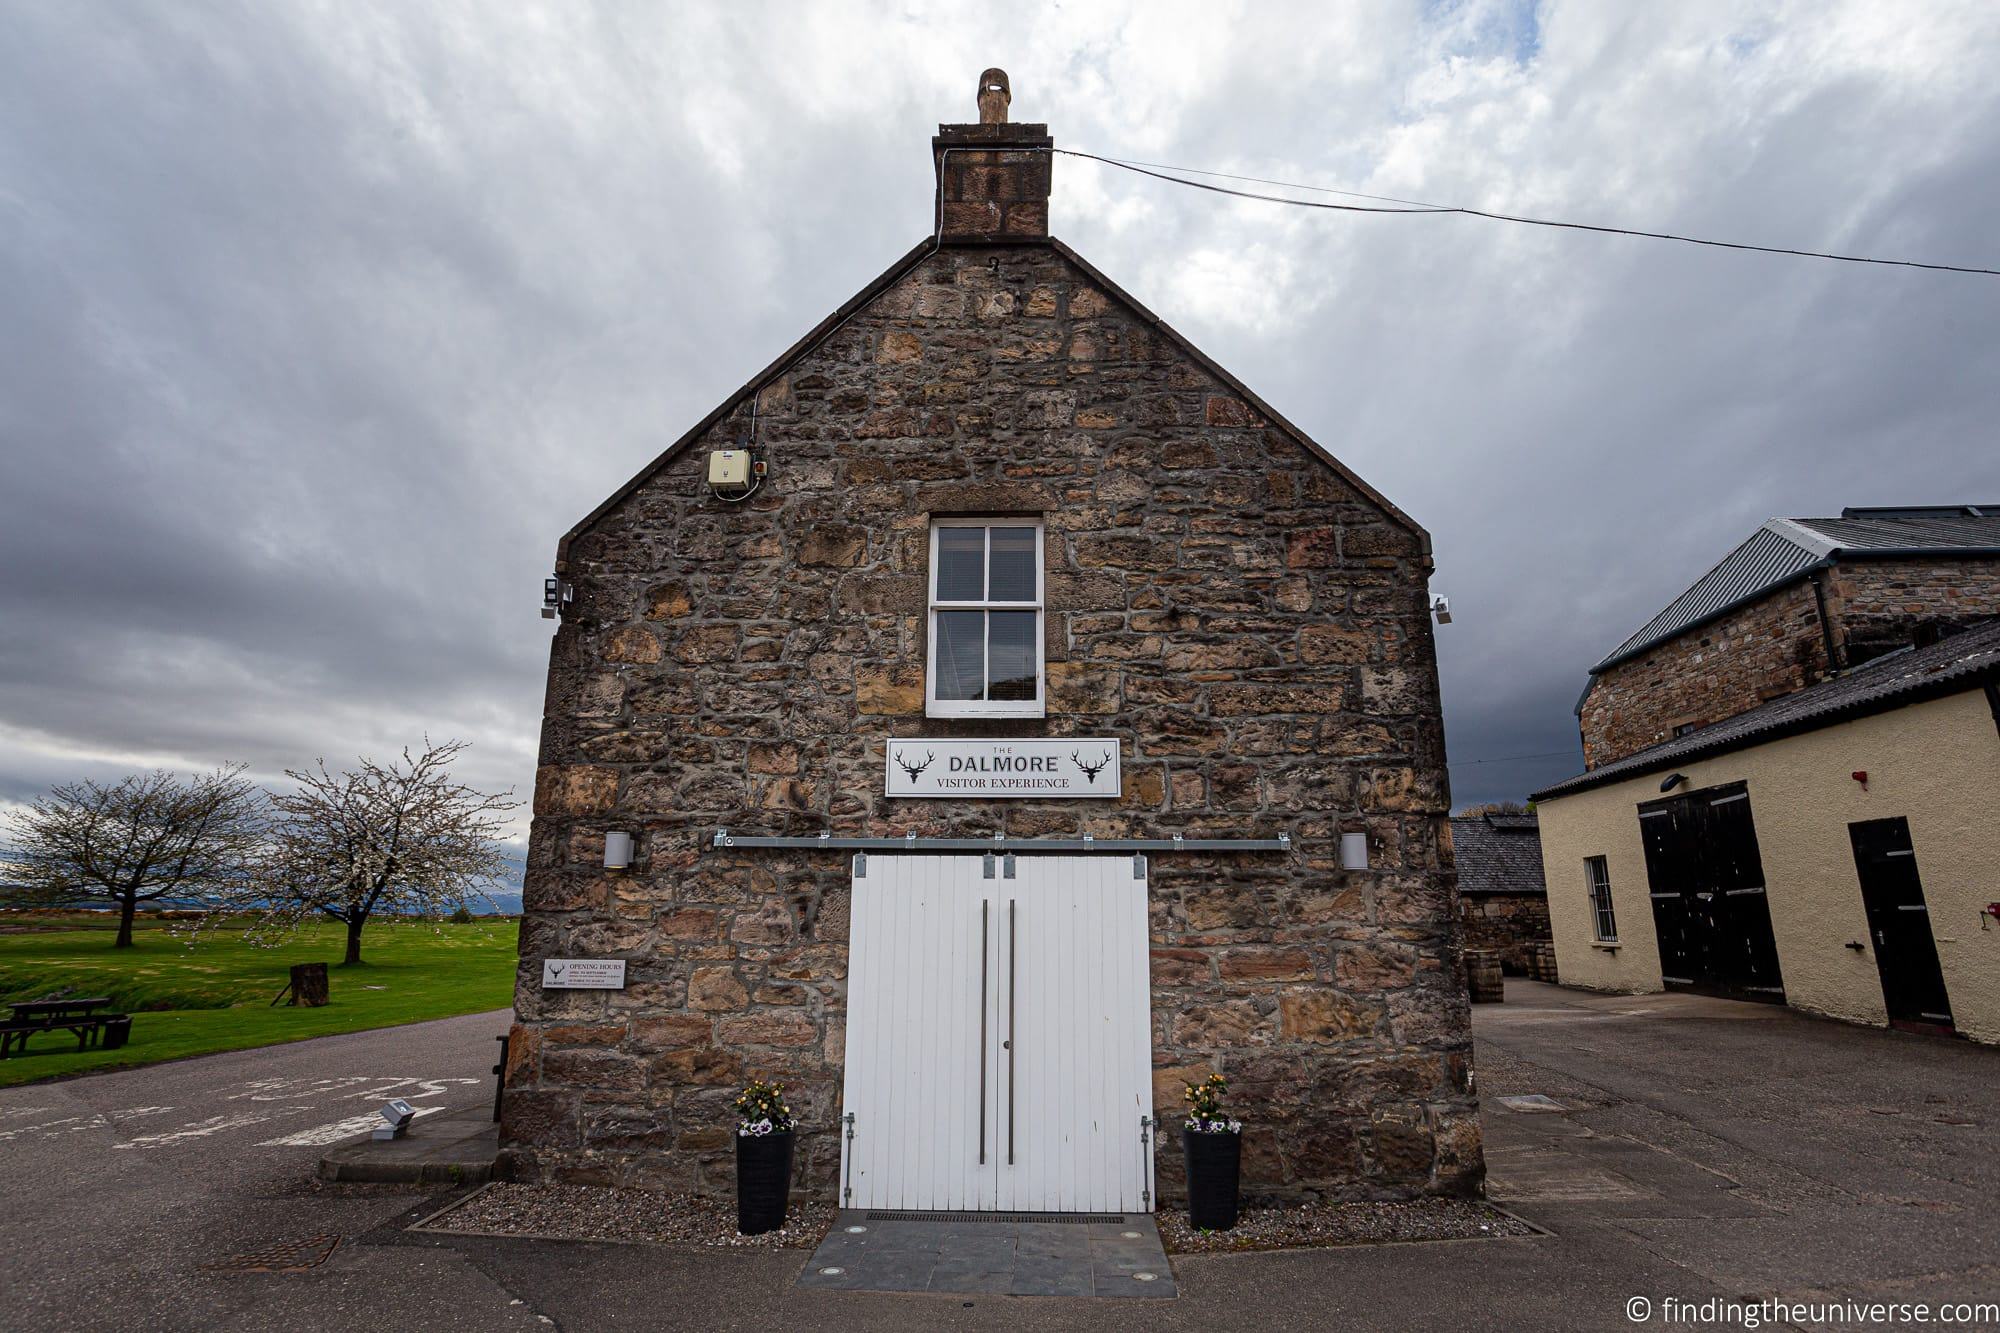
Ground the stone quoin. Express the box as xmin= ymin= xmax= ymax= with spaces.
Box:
xmin=502 ymin=71 xmax=1480 ymax=1208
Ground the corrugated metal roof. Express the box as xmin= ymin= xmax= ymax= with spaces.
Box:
xmin=1450 ymin=814 xmax=1546 ymax=895
xmin=1794 ymin=506 xmax=2000 ymax=552
xmin=1539 ymin=618 xmax=2000 ymax=801
xmin=1590 ymin=506 xmax=2000 ymax=673
xmin=1592 ymin=526 xmax=1822 ymax=671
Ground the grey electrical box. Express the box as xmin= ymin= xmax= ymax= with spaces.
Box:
xmin=707 ymin=450 xmax=751 ymax=488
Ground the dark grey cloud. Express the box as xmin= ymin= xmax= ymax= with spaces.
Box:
xmin=3 ymin=1 xmax=1998 ymax=828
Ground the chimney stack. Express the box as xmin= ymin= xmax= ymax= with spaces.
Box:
xmin=933 ymin=68 xmax=1052 ymax=244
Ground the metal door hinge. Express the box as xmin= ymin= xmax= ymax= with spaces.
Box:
xmin=852 ymin=851 xmax=867 ymax=877
xmin=1132 ymin=853 xmax=1147 ymax=880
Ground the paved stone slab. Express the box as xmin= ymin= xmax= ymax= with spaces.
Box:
xmin=796 ymin=1210 xmax=1175 ymax=1298
xmin=316 ymin=1105 xmax=499 ymax=1184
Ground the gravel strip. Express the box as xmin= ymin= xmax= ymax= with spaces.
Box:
xmin=1158 ymin=1198 xmax=1535 ymax=1254
xmin=416 ymin=1182 xmax=832 ymax=1250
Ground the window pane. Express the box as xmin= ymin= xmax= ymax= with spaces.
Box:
xmin=988 ymin=526 xmax=1038 ymax=602
xmin=935 ymin=527 xmax=984 ymax=601
xmin=987 ymin=611 xmax=1038 ymax=702
xmin=934 ymin=611 xmax=985 ymax=700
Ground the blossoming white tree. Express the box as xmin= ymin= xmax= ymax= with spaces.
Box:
xmin=221 ymin=739 xmax=516 ymax=965
xmin=1 ymin=766 xmax=265 ymax=947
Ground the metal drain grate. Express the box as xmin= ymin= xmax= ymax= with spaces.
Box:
xmin=203 ymin=1234 xmax=342 ymax=1273
xmin=864 ymin=1211 xmax=1124 ymax=1224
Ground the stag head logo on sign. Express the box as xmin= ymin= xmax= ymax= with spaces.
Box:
xmin=884 ymin=739 xmax=1122 ymax=798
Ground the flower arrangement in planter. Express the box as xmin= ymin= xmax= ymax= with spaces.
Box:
xmin=733 ymin=1078 xmax=795 ymax=1235
xmin=1181 ymin=1072 xmax=1242 ymax=1231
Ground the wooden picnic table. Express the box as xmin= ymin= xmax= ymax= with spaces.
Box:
xmin=7 ymin=997 xmax=112 ymax=1022
xmin=0 ymin=997 xmax=127 ymax=1058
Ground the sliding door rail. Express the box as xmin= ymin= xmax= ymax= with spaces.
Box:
xmin=715 ymin=830 xmax=1291 ymax=853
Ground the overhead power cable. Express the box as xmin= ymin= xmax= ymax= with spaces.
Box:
xmin=1446 ymin=750 xmax=1577 ymax=768
xmin=1057 ymin=148 xmax=2000 ymax=278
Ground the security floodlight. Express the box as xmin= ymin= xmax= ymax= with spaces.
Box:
xmin=373 ymin=1099 xmax=417 ymax=1141
xmin=542 ymin=577 xmax=573 ymax=620
xmin=1660 ymin=773 xmax=1687 ymax=792
xmin=1430 ymin=595 xmax=1452 ymax=625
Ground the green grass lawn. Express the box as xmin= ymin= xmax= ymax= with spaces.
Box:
xmin=0 ymin=914 xmax=518 ymax=1087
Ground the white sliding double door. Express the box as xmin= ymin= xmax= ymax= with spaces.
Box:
xmin=840 ymin=854 xmax=1154 ymax=1213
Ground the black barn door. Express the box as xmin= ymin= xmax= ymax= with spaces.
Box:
xmin=1848 ymin=818 xmax=1955 ymax=1033
xmin=1638 ymin=805 xmax=1704 ymax=985
xmin=1636 ymin=783 xmax=1786 ymax=1003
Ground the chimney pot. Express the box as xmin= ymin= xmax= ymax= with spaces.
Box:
xmin=934 ymin=70 xmax=1052 ymax=244
xmin=977 ymin=68 xmax=1011 ymax=124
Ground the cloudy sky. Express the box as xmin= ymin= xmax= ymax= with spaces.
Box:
xmin=4 ymin=0 xmax=1998 ymax=843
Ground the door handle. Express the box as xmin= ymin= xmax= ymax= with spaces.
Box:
xmin=1007 ymin=896 xmax=1016 ymax=1168
xmin=979 ymin=898 xmax=988 ymax=1166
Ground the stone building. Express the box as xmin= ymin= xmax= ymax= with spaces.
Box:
xmin=1450 ymin=812 xmax=1552 ymax=976
xmin=1576 ymin=506 xmax=2000 ymax=768
xmin=502 ymin=74 xmax=1478 ymax=1210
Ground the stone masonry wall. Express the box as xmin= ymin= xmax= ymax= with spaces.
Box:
xmin=503 ymin=242 xmax=1479 ymax=1204
xmin=1580 ymin=557 xmax=2000 ymax=768
xmin=1458 ymin=894 xmax=1553 ymax=975
xmin=1825 ymin=558 xmax=2000 ymax=665
xmin=1580 ymin=580 xmax=1831 ymax=768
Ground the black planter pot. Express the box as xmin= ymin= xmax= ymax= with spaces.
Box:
xmin=735 ymin=1130 xmax=794 ymax=1236
xmin=1182 ymin=1128 xmax=1241 ymax=1231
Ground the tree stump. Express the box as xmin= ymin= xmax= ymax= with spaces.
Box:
xmin=290 ymin=962 xmax=329 ymax=1008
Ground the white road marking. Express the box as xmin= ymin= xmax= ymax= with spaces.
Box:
xmin=0 ymin=1115 xmax=91 ymax=1143
xmin=259 ymin=1103 xmax=446 ymax=1147
xmin=343 ymin=1078 xmax=478 ymax=1101
xmin=0 ymin=1074 xmax=485 ymax=1150
xmin=227 ymin=1075 xmax=379 ymax=1102
xmin=113 ymin=1113 xmax=273 ymax=1149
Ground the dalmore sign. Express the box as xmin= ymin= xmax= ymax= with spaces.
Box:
xmin=885 ymin=738 xmax=1121 ymax=798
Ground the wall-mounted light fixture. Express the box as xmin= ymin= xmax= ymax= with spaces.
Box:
xmin=1430 ymin=594 xmax=1452 ymax=625
xmin=1659 ymin=773 xmax=1687 ymax=792
xmin=604 ymin=831 xmax=634 ymax=872
xmin=1340 ymin=831 xmax=1370 ymax=871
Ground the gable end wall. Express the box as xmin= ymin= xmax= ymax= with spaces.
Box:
xmin=504 ymin=243 xmax=1477 ymax=1204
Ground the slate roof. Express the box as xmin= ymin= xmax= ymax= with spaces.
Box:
xmin=1450 ymin=813 xmax=1547 ymax=895
xmin=1538 ymin=617 xmax=2000 ymax=801
xmin=1591 ymin=505 xmax=2000 ymax=674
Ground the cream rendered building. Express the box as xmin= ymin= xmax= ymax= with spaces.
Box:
xmin=1532 ymin=620 xmax=2000 ymax=1045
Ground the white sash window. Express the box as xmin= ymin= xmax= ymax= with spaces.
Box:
xmin=927 ymin=519 xmax=1045 ymax=718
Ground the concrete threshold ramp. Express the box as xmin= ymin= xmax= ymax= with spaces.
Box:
xmin=796 ymin=1209 xmax=1175 ymax=1299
